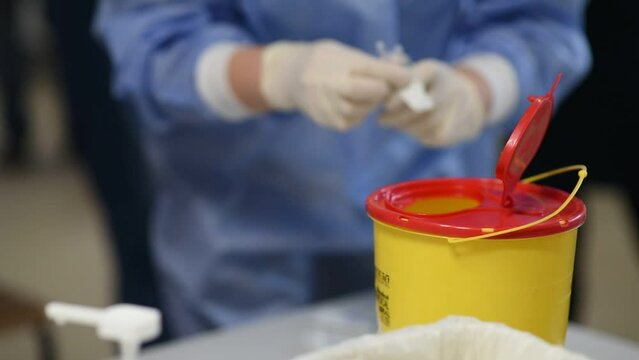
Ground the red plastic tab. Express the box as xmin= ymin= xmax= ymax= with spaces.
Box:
xmin=496 ymin=74 xmax=562 ymax=207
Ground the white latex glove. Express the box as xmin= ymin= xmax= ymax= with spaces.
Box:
xmin=379 ymin=59 xmax=487 ymax=147
xmin=261 ymin=40 xmax=411 ymax=131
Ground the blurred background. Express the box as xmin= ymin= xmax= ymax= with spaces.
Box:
xmin=0 ymin=0 xmax=637 ymax=359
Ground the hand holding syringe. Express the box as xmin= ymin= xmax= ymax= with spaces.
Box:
xmin=375 ymin=41 xmax=435 ymax=113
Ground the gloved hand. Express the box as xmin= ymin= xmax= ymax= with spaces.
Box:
xmin=379 ymin=59 xmax=488 ymax=147
xmin=261 ymin=40 xmax=411 ymax=131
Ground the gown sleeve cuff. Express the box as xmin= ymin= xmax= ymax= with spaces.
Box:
xmin=195 ymin=42 xmax=258 ymax=121
xmin=457 ymin=53 xmax=519 ymax=125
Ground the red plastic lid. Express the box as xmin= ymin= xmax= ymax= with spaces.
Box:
xmin=366 ymin=74 xmax=587 ymax=239
xmin=496 ymin=74 xmax=563 ymax=207
xmin=366 ymin=177 xmax=586 ymax=239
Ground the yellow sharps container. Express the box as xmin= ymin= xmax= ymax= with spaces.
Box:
xmin=366 ymin=75 xmax=587 ymax=344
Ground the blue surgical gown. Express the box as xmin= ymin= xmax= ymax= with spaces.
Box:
xmin=93 ymin=0 xmax=591 ymax=337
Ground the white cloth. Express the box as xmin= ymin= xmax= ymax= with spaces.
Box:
xmin=293 ymin=316 xmax=593 ymax=360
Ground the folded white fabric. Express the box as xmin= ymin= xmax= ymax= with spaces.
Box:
xmin=292 ymin=316 xmax=593 ymax=360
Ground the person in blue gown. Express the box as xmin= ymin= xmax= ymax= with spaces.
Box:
xmin=93 ymin=0 xmax=591 ymax=338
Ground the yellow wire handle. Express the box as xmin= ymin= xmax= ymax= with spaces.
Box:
xmin=447 ymin=165 xmax=588 ymax=244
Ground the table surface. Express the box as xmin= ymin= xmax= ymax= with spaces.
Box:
xmin=138 ymin=292 xmax=639 ymax=360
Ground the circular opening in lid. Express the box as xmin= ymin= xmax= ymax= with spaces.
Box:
xmin=404 ymin=197 xmax=480 ymax=215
